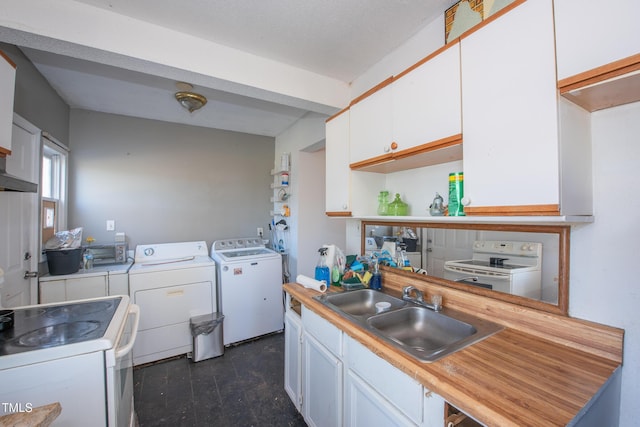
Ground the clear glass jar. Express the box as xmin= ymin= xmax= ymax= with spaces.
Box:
xmin=377 ymin=191 xmax=390 ymax=216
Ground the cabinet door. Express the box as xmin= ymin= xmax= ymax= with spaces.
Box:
xmin=422 ymin=391 xmax=445 ymax=427
xmin=66 ymin=276 xmax=108 ymax=300
xmin=349 ymin=84 xmax=393 ymax=164
xmin=392 ymin=43 xmax=462 ymax=151
xmin=555 ymin=0 xmax=640 ymax=80
xmin=461 ymin=0 xmax=559 ymax=211
xmin=325 ymin=109 xmax=351 ymax=213
xmin=284 ymin=310 xmax=303 ymax=411
xmin=0 ymin=52 xmax=16 ymax=154
xmin=303 ymin=332 xmax=343 ymax=427
xmin=39 ymin=280 xmax=67 ymax=304
xmin=345 ymin=370 xmax=416 ymax=427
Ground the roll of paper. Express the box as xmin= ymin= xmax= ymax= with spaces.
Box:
xmin=296 ymin=274 xmax=327 ymax=293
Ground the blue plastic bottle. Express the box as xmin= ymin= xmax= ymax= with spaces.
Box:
xmin=314 ymin=247 xmax=331 ymax=285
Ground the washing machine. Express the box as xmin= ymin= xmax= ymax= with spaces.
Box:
xmin=211 ymin=237 xmax=283 ymax=346
xmin=128 ymin=241 xmax=216 ymax=365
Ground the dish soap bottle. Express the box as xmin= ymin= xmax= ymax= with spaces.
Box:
xmin=369 ymin=260 xmax=382 ymax=291
xmin=314 ymin=247 xmax=330 ymax=285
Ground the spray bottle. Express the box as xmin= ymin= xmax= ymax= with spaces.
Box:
xmin=314 ymin=247 xmax=331 ymax=285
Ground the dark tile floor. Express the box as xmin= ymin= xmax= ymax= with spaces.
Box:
xmin=133 ymin=332 xmax=307 ymax=427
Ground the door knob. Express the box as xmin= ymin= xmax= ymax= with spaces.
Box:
xmin=24 ymin=271 xmax=38 ymax=279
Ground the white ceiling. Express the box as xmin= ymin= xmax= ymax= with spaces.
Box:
xmin=9 ymin=0 xmax=457 ymax=137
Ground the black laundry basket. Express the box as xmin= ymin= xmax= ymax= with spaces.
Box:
xmin=189 ymin=312 xmax=224 ymax=362
xmin=46 ymin=248 xmax=82 ymax=275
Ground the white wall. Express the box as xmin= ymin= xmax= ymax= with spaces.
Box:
xmin=274 ymin=112 xmax=346 ymax=280
xmin=69 ymin=110 xmax=275 ymax=248
xmin=570 ymin=101 xmax=640 ymax=426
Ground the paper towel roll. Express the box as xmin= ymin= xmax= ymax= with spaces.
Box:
xmin=296 ymin=274 xmax=327 ymax=293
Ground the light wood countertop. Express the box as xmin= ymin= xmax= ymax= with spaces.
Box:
xmin=284 ymin=277 xmax=623 ymax=427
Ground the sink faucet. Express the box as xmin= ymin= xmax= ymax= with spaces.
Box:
xmin=402 ymin=286 xmax=442 ymax=312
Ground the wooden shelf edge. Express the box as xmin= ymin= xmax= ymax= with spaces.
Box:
xmin=354 ymin=215 xmax=594 ymax=226
xmin=325 ymin=211 xmax=352 ymax=217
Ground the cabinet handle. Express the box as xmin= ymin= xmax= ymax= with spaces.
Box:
xmin=461 ymin=196 xmax=471 ymax=206
xmin=390 ymin=141 xmax=398 ymax=150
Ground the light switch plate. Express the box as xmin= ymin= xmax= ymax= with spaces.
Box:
xmin=106 ymin=220 xmax=115 ymax=231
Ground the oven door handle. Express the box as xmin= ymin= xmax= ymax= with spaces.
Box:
xmin=116 ymin=304 xmax=140 ymax=359
xmin=444 ymin=265 xmax=511 ymax=280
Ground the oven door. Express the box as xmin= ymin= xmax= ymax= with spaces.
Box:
xmin=106 ymin=304 xmax=140 ymax=427
xmin=443 ymin=265 xmax=512 ymax=294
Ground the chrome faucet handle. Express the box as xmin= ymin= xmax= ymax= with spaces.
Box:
xmin=402 ymin=286 xmax=424 ymax=302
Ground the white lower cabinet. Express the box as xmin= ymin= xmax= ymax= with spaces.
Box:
xmin=285 ymin=300 xmax=446 ymax=427
xmin=302 ymin=305 xmax=343 ymax=427
xmin=284 ymin=310 xmax=303 ymax=411
xmin=39 ymin=275 xmax=108 ymax=303
xmin=345 ymin=335 xmax=445 ymax=427
xmin=345 ymin=370 xmax=415 ymax=427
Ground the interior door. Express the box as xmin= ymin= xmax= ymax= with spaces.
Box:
xmin=0 ymin=115 xmax=40 ymax=307
xmin=425 ymin=228 xmax=477 ymax=278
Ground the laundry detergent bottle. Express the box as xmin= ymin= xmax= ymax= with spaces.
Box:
xmin=314 ymin=247 xmax=331 ymax=285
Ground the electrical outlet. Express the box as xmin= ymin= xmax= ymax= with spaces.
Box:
xmin=106 ymin=220 xmax=115 ymax=231
xmin=257 ymin=227 xmax=264 ymax=237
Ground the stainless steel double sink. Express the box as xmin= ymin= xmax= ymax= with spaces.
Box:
xmin=314 ymin=289 xmax=503 ymax=363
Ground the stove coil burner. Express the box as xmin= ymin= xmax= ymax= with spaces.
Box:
xmin=14 ymin=321 xmax=101 ymax=348
xmin=45 ymin=301 xmax=114 ymax=319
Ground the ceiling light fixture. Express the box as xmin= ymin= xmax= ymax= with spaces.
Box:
xmin=174 ymin=82 xmax=207 ymax=113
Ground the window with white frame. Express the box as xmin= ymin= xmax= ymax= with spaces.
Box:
xmin=41 ymin=137 xmax=68 ymax=248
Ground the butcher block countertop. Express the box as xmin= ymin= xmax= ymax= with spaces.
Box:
xmin=283 ymin=271 xmax=624 ymax=427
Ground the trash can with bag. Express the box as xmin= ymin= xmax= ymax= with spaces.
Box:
xmin=189 ymin=312 xmax=224 ymax=362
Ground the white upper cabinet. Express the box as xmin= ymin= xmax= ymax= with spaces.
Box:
xmin=325 ymin=109 xmax=351 ymax=214
xmin=349 ymin=43 xmax=463 ymax=168
xmin=349 ymin=83 xmax=393 ymax=165
xmin=0 ymin=51 xmax=17 ymax=155
xmin=392 ymin=43 xmax=462 ymax=152
xmin=460 ymin=0 xmax=564 ymax=215
xmin=554 ymin=0 xmax=640 ymax=81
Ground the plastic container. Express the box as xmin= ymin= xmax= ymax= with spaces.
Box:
xmin=46 ymin=248 xmax=82 ymax=275
xmin=189 ymin=312 xmax=225 ymax=362
xmin=369 ymin=261 xmax=382 ymax=291
xmin=448 ymin=172 xmax=465 ymax=216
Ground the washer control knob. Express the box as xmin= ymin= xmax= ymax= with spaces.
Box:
xmin=144 ymin=247 xmax=154 ymax=256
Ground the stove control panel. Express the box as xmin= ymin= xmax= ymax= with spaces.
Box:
xmin=473 ymin=241 xmax=542 ymax=257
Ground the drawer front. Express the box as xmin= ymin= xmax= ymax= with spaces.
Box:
xmin=346 ymin=335 xmax=423 ymax=424
xmin=302 ymin=305 xmax=342 ymax=357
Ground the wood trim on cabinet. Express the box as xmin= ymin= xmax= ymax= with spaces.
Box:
xmin=350 ymin=134 xmax=463 ymax=173
xmin=394 ymin=42 xmax=459 ymax=81
xmin=325 ymin=105 xmax=350 ymax=123
xmin=349 ymin=76 xmax=394 ymax=107
xmin=558 ymin=53 xmax=640 ymax=112
xmin=558 ymin=53 xmax=640 ymax=93
xmin=452 ymin=0 xmax=527 ymax=43
xmin=464 ymin=204 xmax=560 ymax=216
xmin=0 ymin=50 xmax=17 ymax=69
xmin=0 ymin=147 xmax=10 ymax=157
xmin=325 ymin=211 xmax=352 ymax=217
